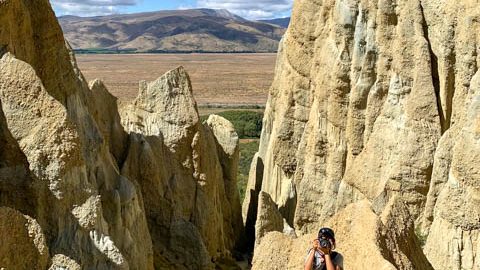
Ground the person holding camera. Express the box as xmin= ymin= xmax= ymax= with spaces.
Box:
xmin=304 ymin=227 xmax=343 ymax=270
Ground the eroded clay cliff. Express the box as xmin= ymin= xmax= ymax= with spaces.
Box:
xmin=0 ymin=0 xmax=243 ymax=269
xmin=245 ymin=0 xmax=480 ymax=269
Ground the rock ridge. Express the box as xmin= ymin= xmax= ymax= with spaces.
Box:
xmin=0 ymin=1 xmax=244 ymax=269
xmin=245 ymin=0 xmax=480 ymax=269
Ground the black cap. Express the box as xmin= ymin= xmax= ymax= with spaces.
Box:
xmin=318 ymin=227 xmax=335 ymax=240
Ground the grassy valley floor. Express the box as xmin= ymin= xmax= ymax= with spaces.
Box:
xmin=76 ymin=53 xmax=276 ymax=106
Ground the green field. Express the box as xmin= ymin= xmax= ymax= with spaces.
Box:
xmin=237 ymin=140 xmax=260 ymax=202
xmin=201 ymin=110 xmax=263 ymax=139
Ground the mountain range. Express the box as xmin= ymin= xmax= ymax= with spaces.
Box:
xmin=260 ymin=17 xmax=291 ymax=28
xmin=59 ymin=9 xmax=289 ymax=53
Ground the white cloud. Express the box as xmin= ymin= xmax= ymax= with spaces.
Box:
xmin=50 ymin=0 xmax=140 ymax=17
xmin=197 ymin=0 xmax=293 ymax=20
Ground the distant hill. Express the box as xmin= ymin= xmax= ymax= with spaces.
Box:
xmin=58 ymin=9 xmax=286 ymax=53
xmin=260 ymin=17 xmax=291 ymax=28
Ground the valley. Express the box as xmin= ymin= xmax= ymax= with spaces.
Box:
xmin=76 ymin=53 xmax=276 ymax=109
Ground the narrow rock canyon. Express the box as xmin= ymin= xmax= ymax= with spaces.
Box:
xmin=0 ymin=0 xmax=479 ymax=270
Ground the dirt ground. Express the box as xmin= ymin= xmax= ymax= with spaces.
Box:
xmin=76 ymin=53 xmax=277 ymax=107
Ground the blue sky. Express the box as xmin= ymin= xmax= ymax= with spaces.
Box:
xmin=50 ymin=0 xmax=293 ymax=20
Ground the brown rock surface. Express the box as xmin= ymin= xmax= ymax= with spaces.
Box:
xmin=0 ymin=0 xmax=243 ymax=269
xmin=245 ymin=0 xmax=480 ymax=269
xmin=120 ymin=67 xmax=243 ymax=269
xmin=253 ymin=199 xmax=432 ymax=270
xmin=422 ymin=70 xmax=480 ymax=270
xmin=254 ymin=191 xmax=284 ymax=245
xmin=0 ymin=207 xmax=49 ymax=270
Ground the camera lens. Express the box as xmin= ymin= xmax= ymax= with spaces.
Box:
xmin=319 ymin=239 xmax=331 ymax=249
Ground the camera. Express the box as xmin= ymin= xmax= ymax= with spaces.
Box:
xmin=319 ymin=238 xmax=331 ymax=249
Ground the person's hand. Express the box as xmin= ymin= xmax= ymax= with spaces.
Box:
xmin=318 ymin=239 xmax=333 ymax=255
xmin=319 ymin=246 xmax=331 ymax=255
xmin=312 ymin=239 xmax=320 ymax=250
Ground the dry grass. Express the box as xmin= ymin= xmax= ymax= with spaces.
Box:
xmin=75 ymin=53 xmax=276 ymax=107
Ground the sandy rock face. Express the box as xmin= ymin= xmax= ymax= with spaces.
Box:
xmin=121 ymin=68 xmax=243 ymax=269
xmin=0 ymin=0 xmax=243 ymax=269
xmin=122 ymin=67 xmax=199 ymax=146
xmin=0 ymin=207 xmax=49 ymax=270
xmin=423 ymin=70 xmax=480 ymax=270
xmin=254 ymin=192 xmax=284 ymax=245
xmin=253 ymin=199 xmax=432 ymax=270
xmin=246 ymin=0 xmax=480 ymax=269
